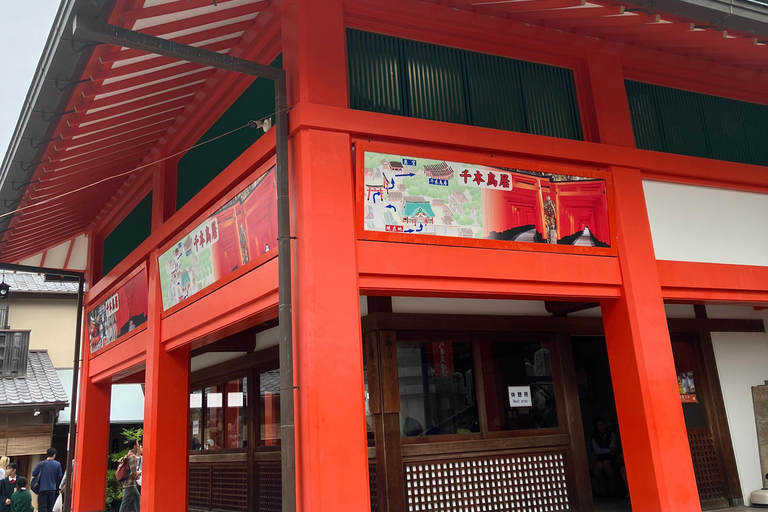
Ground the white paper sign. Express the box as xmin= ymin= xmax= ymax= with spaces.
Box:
xmin=508 ymin=386 xmax=532 ymax=407
xmin=192 ymin=420 xmax=199 ymax=436
xmin=190 ymin=393 xmax=202 ymax=409
xmin=228 ymin=392 xmax=244 ymax=408
xmin=207 ymin=392 xmax=223 ymax=408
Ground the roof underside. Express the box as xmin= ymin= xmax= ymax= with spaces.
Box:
xmin=1 ymin=0 xmax=767 ymax=263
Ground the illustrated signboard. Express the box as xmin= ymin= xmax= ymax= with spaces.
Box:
xmin=678 ymin=371 xmax=698 ymax=403
xmin=88 ymin=268 xmax=148 ymax=353
xmin=158 ymin=168 xmax=277 ymax=311
xmin=362 ymin=151 xmax=610 ymax=247
xmin=508 ymin=386 xmax=533 ymax=408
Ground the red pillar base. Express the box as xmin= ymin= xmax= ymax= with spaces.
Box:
xmin=72 ymin=378 xmax=111 ymax=512
xmin=140 ymin=344 xmax=190 ymax=512
xmin=603 ymin=166 xmax=700 ymax=512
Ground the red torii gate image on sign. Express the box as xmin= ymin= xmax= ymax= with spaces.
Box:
xmin=483 ymin=172 xmax=608 ymax=245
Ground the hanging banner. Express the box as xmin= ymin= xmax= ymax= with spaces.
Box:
xmin=158 ymin=168 xmax=277 ymax=311
xmin=361 ymin=151 xmax=610 ymax=247
xmin=88 ymin=268 xmax=148 ymax=353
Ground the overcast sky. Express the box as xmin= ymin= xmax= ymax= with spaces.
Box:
xmin=0 ymin=1 xmax=62 ymax=158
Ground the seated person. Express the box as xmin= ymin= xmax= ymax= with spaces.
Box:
xmin=592 ymin=417 xmax=630 ymax=499
xmin=591 ymin=416 xmax=617 ymax=495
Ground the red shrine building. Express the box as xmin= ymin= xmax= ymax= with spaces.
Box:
xmin=1 ymin=0 xmax=768 ymax=511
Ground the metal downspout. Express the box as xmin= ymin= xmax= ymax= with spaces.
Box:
xmin=275 ymin=70 xmax=297 ymax=512
xmin=63 ymin=275 xmax=84 ymax=512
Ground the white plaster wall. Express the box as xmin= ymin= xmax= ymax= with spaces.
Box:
xmin=643 ymin=180 xmax=768 ymax=266
xmin=10 ymin=298 xmax=78 ymax=368
xmin=712 ymin=309 xmax=768 ymax=505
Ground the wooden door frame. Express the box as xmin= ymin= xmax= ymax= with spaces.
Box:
xmin=362 ymin=305 xmax=595 ymax=512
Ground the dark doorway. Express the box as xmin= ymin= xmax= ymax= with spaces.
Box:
xmin=572 ymin=336 xmax=632 ymax=512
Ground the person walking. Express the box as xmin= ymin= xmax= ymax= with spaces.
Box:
xmin=1 ymin=463 xmax=18 ymax=512
xmin=118 ymin=441 xmax=141 ymax=512
xmin=135 ymin=446 xmax=142 ymax=495
xmin=10 ymin=477 xmax=33 ymax=512
xmin=32 ymin=449 xmax=63 ymax=512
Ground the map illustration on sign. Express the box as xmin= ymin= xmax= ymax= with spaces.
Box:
xmin=363 ymin=151 xmax=610 ymax=247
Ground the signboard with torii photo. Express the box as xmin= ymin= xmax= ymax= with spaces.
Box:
xmin=158 ymin=167 xmax=278 ymax=311
xmin=359 ymin=145 xmax=612 ymax=251
xmin=88 ymin=267 xmax=148 ymax=354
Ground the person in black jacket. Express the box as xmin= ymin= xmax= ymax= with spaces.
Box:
xmin=0 ymin=463 xmax=18 ymax=512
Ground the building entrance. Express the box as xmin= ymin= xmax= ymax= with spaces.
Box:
xmin=572 ymin=332 xmax=738 ymax=511
xmin=572 ymin=337 xmax=630 ymax=510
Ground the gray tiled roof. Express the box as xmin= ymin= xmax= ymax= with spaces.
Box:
xmin=3 ymin=272 xmax=78 ymax=294
xmin=260 ymin=370 xmax=280 ymax=395
xmin=0 ymin=351 xmax=69 ymax=407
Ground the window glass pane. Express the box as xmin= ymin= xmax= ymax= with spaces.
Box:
xmin=260 ymin=370 xmax=281 ymax=446
xmin=481 ymin=341 xmax=559 ymax=431
xmin=226 ymin=377 xmax=248 ymax=449
xmin=190 ymin=389 xmax=203 ymax=451
xmin=397 ymin=341 xmax=478 ymax=437
xmin=204 ymin=385 xmax=224 ymax=450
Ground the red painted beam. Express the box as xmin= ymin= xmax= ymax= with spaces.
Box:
xmin=476 ymin=0 xmax=586 ymax=14
xmin=76 ymin=73 xmax=210 ymax=113
xmin=512 ymin=5 xmax=624 ymax=22
xmin=137 ymin=3 xmax=263 ymax=38
xmin=48 ymin=132 xmax=166 ymax=165
xmin=38 ymin=153 xmax=152 ymax=184
xmin=548 ymin=13 xmax=659 ymax=29
xmin=42 ymin=141 xmax=157 ymax=173
xmin=66 ymin=94 xmax=195 ymax=128
xmin=590 ymin=21 xmax=695 ymax=37
xmin=57 ymin=117 xmax=176 ymax=150
xmin=87 ymin=61 xmax=208 ymax=91
xmin=658 ymin=260 xmax=768 ymax=303
xmin=118 ymin=0 xmax=249 ymax=24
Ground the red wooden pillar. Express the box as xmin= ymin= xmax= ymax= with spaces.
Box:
xmin=290 ymin=128 xmax=370 ymax=511
xmin=72 ymin=372 xmax=111 ymax=512
xmin=585 ymin=51 xmax=700 ymax=512
xmin=140 ymin=252 xmax=191 ymax=512
xmin=603 ymin=167 xmax=700 ymax=511
xmin=289 ymin=126 xmax=370 ymax=510
xmin=283 ymin=2 xmax=369 ymax=511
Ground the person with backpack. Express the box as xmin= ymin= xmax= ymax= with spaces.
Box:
xmin=117 ymin=441 xmax=141 ymax=512
xmin=31 ymin=449 xmax=62 ymax=512
xmin=10 ymin=477 xmax=32 ymax=512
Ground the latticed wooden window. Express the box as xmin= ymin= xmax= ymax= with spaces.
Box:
xmin=0 ymin=331 xmax=29 ymax=378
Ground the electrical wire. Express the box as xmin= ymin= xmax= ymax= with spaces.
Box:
xmin=0 ymin=107 xmax=291 ymax=222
